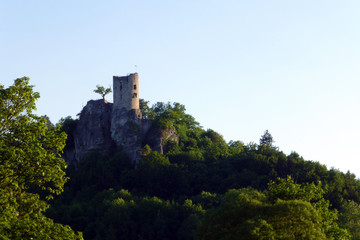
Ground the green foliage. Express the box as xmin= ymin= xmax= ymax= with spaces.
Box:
xmin=139 ymin=150 xmax=170 ymax=168
xmin=140 ymin=101 xmax=201 ymax=142
xmin=138 ymin=144 xmax=152 ymax=156
xmin=93 ymin=85 xmax=111 ymax=100
xmin=59 ymin=116 xmax=79 ymax=151
xmin=153 ymin=102 xmax=200 ymax=133
xmin=266 ymin=176 xmax=325 ymax=202
xmin=191 ymin=191 xmax=220 ymax=210
xmin=228 ymin=140 xmax=245 ymax=155
xmin=48 ymin=99 xmax=360 ymax=240
xmin=50 ymin=188 xmax=203 ymax=240
xmin=139 ymin=99 xmax=156 ymax=119
xmin=0 ymin=77 xmax=82 ymax=239
xmin=266 ymin=177 xmax=349 ymax=239
xmin=259 ymin=129 xmax=276 ymax=149
xmin=196 ymin=178 xmax=350 ymax=240
xmin=338 ymin=200 xmax=360 ymax=240
xmin=68 ymin=149 xmax=134 ymax=193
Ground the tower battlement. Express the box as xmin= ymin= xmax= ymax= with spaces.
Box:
xmin=113 ymin=73 xmax=139 ymax=111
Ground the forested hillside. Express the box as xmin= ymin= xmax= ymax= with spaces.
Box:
xmin=47 ymin=100 xmax=360 ymax=239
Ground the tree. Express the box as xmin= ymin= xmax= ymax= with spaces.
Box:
xmin=0 ymin=77 xmax=82 ymax=239
xmin=338 ymin=200 xmax=360 ymax=240
xmin=196 ymin=177 xmax=350 ymax=240
xmin=259 ymin=129 xmax=275 ymax=147
xmin=139 ymin=99 xmax=156 ymax=119
xmin=94 ymin=85 xmax=112 ymax=101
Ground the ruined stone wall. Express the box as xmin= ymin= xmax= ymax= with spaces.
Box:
xmin=63 ymin=73 xmax=179 ymax=166
xmin=113 ymin=73 xmax=139 ymax=111
xmin=66 ymin=100 xmax=179 ymax=166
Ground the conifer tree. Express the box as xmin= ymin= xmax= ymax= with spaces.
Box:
xmin=259 ymin=129 xmax=275 ymax=147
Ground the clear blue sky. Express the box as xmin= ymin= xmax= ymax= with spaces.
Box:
xmin=1 ymin=1 xmax=359 ymax=176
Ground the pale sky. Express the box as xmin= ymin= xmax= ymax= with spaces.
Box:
xmin=1 ymin=1 xmax=359 ymax=177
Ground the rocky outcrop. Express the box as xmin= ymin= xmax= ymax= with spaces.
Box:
xmin=144 ymin=125 xmax=179 ymax=154
xmin=65 ymin=99 xmax=178 ymax=167
xmin=72 ymin=100 xmax=113 ymax=166
xmin=111 ymin=108 xmax=143 ymax=162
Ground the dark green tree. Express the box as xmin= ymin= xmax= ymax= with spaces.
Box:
xmin=196 ymin=177 xmax=350 ymax=240
xmin=0 ymin=77 xmax=82 ymax=239
xmin=338 ymin=200 xmax=360 ymax=240
xmin=139 ymin=98 xmax=156 ymax=119
xmin=259 ymin=129 xmax=275 ymax=147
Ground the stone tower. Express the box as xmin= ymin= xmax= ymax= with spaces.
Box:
xmin=64 ymin=72 xmax=179 ymax=165
xmin=111 ymin=72 xmax=143 ymax=161
xmin=113 ymin=73 xmax=140 ymax=111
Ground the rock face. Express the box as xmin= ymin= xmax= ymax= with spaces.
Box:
xmin=143 ymin=125 xmax=179 ymax=154
xmin=111 ymin=108 xmax=143 ymax=162
xmin=66 ymin=99 xmax=178 ymax=167
xmin=64 ymin=73 xmax=179 ymax=166
xmin=71 ymin=100 xmax=113 ymax=166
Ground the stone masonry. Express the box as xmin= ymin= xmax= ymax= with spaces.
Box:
xmin=65 ymin=73 xmax=178 ymax=167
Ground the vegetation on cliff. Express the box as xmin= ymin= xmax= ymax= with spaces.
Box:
xmin=48 ymin=98 xmax=360 ymax=240
xmin=93 ymin=85 xmax=112 ymax=101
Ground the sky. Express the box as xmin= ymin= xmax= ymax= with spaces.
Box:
xmin=1 ymin=1 xmax=360 ymax=177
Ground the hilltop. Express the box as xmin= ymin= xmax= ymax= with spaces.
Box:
xmin=51 ymin=96 xmax=360 ymax=239
xmin=43 ymin=73 xmax=360 ymax=239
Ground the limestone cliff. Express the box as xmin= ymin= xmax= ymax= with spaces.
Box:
xmin=111 ymin=108 xmax=143 ymax=162
xmin=64 ymin=99 xmax=178 ymax=167
xmin=143 ymin=125 xmax=179 ymax=154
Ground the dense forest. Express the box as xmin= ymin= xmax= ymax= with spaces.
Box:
xmin=2 ymin=78 xmax=360 ymax=239
xmin=49 ymin=100 xmax=360 ymax=239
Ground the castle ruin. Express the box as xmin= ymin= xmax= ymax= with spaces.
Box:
xmin=113 ymin=73 xmax=142 ymax=119
xmin=66 ymin=73 xmax=178 ymax=167
xmin=113 ymin=73 xmax=140 ymax=112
